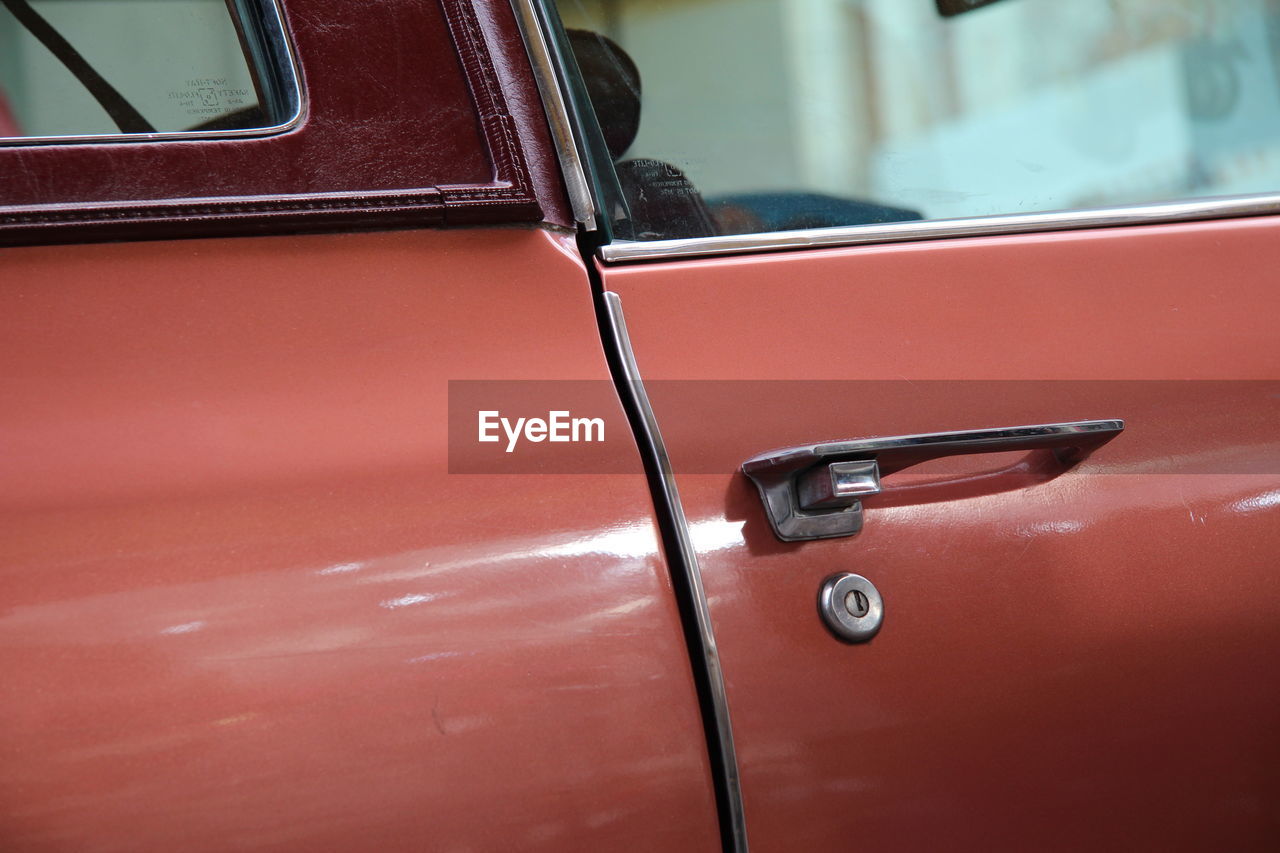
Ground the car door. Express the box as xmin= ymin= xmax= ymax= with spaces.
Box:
xmin=546 ymin=0 xmax=1280 ymax=849
xmin=0 ymin=2 xmax=721 ymax=850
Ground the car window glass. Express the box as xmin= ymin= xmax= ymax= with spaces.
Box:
xmin=0 ymin=0 xmax=293 ymax=139
xmin=558 ymin=0 xmax=1280 ymax=241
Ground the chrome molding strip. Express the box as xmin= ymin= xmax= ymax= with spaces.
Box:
xmin=600 ymin=192 xmax=1280 ymax=263
xmin=509 ymin=0 xmax=597 ymax=230
xmin=0 ymin=0 xmax=303 ymax=147
xmin=602 ymin=291 xmax=748 ymax=853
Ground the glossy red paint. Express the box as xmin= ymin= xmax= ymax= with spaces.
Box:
xmin=603 ymin=216 xmax=1280 ymax=851
xmin=0 ymin=227 xmax=720 ymax=851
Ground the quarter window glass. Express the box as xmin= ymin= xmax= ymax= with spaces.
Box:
xmin=0 ymin=0 xmax=295 ymax=139
xmin=559 ymin=0 xmax=1280 ymax=240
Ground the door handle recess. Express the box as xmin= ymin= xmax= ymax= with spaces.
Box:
xmin=741 ymin=419 xmax=1124 ymax=542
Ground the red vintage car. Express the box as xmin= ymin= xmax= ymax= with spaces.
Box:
xmin=1 ymin=0 xmax=1276 ymax=850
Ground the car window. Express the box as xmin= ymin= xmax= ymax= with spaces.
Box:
xmin=0 ymin=0 xmax=296 ymax=139
xmin=558 ymin=0 xmax=1280 ymax=241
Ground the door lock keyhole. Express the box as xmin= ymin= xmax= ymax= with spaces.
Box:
xmin=844 ymin=589 xmax=869 ymax=618
xmin=820 ymin=573 xmax=883 ymax=642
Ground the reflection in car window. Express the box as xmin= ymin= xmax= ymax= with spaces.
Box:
xmin=558 ymin=0 xmax=1280 ymax=241
xmin=0 ymin=0 xmax=292 ymax=139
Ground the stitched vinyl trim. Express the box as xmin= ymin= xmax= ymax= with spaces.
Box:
xmin=0 ymin=0 xmax=540 ymax=239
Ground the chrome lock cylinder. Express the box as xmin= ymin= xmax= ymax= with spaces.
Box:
xmin=819 ymin=573 xmax=884 ymax=643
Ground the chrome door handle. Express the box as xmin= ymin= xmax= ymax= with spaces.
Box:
xmin=741 ymin=419 xmax=1124 ymax=542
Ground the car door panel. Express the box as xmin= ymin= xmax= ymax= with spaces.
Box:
xmin=600 ymin=215 xmax=1280 ymax=850
xmin=0 ymin=227 xmax=721 ymax=851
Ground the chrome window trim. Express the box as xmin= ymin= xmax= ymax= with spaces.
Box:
xmin=510 ymin=0 xmax=597 ymax=230
xmin=600 ymin=192 xmax=1280 ymax=263
xmin=0 ymin=0 xmax=303 ymax=146
xmin=602 ymin=291 xmax=749 ymax=853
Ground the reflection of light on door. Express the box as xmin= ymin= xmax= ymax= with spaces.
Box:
xmin=544 ymin=523 xmax=656 ymax=559
xmin=160 ymin=620 xmax=205 ymax=635
xmin=316 ymin=561 xmax=365 ymax=576
xmin=379 ymin=593 xmax=439 ymax=610
xmin=1231 ymin=488 xmax=1280 ymax=514
xmin=688 ymin=518 xmax=745 ymax=553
